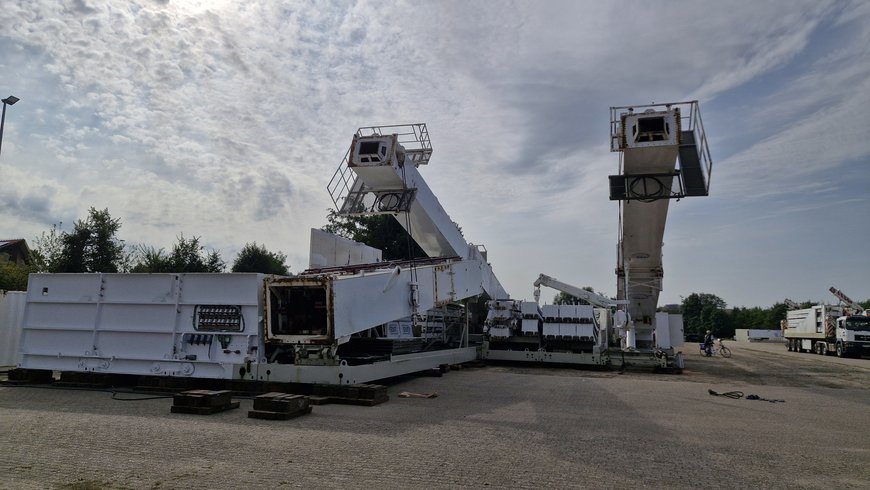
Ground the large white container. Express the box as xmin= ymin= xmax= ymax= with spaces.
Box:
xmin=19 ymin=273 xmax=264 ymax=379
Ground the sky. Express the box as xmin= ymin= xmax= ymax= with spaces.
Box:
xmin=1 ymin=0 xmax=868 ymax=310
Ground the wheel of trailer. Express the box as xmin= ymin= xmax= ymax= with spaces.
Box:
xmin=787 ymin=340 xmax=793 ymax=352
xmin=719 ymin=345 xmax=731 ymax=358
xmin=817 ymin=343 xmax=825 ymax=356
xmin=836 ymin=342 xmax=845 ymax=358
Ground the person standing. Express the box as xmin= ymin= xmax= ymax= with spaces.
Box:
xmin=703 ymin=330 xmax=715 ymax=356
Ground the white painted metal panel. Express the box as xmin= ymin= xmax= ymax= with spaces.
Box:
xmin=0 ymin=291 xmax=26 ymax=366
xmin=521 ymin=319 xmax=538 ymax=334
xmin=669 ymin=313 xmax=684 ymax=347
xmin=655 ymin=312 xmax=672 ymax=348
xmin=309 ymin=228 xmax=382 ymax=268
xmin=326 ymin=259 xmax=487 ymax=341
xmin=27 ymin=273 xmax=103 ymax=302
xmin=19 ymin=273 xmax=264 ymax=379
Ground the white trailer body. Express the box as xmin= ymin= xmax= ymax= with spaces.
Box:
xmin=785 ymin=305 xmax=843 ymax=339
xmin=784 ymin=305 xmax=870 ymax=357
xmin=19 ymin=273 xmax=264 ymax=379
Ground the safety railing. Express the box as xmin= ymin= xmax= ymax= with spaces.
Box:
xmin=327 ymin=123 xmax=432 ymax=214
xmin=609 ymin=100 xmax=713 ymax=199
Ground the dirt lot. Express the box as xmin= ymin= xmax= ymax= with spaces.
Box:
xmin=1 ymin=341 xmax=868 ymax=489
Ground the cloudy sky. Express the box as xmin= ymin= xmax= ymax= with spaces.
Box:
xmin=1 ymin=0 xmax=868 ymax=309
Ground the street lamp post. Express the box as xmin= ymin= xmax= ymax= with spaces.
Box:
xmin=0 ymin=95 xmax=20 ymax=159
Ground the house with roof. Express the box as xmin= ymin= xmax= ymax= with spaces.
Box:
xmin=0 ymin=239 xmax=31 ymax=266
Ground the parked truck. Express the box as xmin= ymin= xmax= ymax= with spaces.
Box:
xmin=782 ymin=304 xmax=870 ymax=357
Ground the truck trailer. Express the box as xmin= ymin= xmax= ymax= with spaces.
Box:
xmin=783 ymin=305 xmax=870 ymax=357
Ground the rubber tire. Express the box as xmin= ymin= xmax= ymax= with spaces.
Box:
xmin=720 ymin=346 xmax=732 ymax=358
xmin=836 ymin=342 xmax=845 ymax=358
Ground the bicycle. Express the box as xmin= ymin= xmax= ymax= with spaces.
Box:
xmin=699 ymin=339 xmax=731 ymax=358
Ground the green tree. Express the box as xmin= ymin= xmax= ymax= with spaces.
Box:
xmin=765 ymin=303 xmax=789 ymax=329
xmin=30 ymin=223 xmax=64 ymax=272
xmin=323 ymin=208 xmax=426 ymax=260
xmin=681 ymin=292 xmax=728 ymax=337
xmin=0 ymin=261 xmax=32 ymax=291
xmin=55 ymin=208 xmax=125 ymax=273
xmin=129 ymin=245 xmax=173 ymax=273
xmin=130 ymin=235 xmax=225 ymax=273
xmin=232 ymin=242 xmax=289 ymax=275
xmin=553 ymin=286 xmax=599 ymax=305
xmin=168 ymin=234 xmax=224 ymax=272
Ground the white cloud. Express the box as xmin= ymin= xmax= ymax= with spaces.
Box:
xmin=0 ymin=0 xmax=867 ymax=306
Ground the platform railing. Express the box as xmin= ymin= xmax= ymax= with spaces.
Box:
xmin=327 ymin=123 xmax=432 ymax=214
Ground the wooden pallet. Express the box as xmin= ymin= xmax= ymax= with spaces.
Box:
xmin=247 ymin=392 xmax=312 ymax=420
xmin=170 ymin=389 xmax=240 ymax=415
xmin=308 ymin=383 xmax=390 ymax=406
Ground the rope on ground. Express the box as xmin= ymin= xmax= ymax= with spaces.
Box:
xmin=708 ymin=389 xmax=744 ymax=399
xmin=708 ymin=389 xmax=786 ymax=403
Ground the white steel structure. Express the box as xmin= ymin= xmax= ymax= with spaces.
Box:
xmin=264 ymin=124 xmax=508 ymax=380
xmin=17 ymin=124 xmax=507 ymax=385
xmin=609 ymin=101 xmax=711 ymax=364
xmin=481 ymin=273 xmax=684 ymax=368
xmin=482 ymin=101 xmax=710 ymax=369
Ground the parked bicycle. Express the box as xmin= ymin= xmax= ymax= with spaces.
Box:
xmin=699 ymin=338 xmax=731 ymax=358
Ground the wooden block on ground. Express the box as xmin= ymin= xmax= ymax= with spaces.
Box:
xmin=308 ymin=395 xmax=331 ymax=405
xmin=253 ymin=392 xmax=310 ymax=413
xmin=248 ymin=407 xmax=312 ymax=420
xmin=173 ymin=389 xmax=233 ymax=408
xmin=325 ymin=394 xmax=390 ymax=407
xmin=170 ymin=401 xmax=240 ymax=415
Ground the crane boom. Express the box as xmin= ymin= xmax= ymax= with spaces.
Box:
xmin=829 ymin=286 xmax=864 ymax=314
xmin=328 ymin=124 xmax=507 ymax=300
xmin=784 ymin=298 xmax=801 ymax=310
xmin=533 ymin=274 xmax=624 ymax=309
xmin=610 ymin=101 xmax=712 ymax=350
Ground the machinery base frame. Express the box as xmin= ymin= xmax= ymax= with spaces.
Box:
xmin=480 ymin=342 xmax=683 ymax=370
xmin=244 ymin=346 xmax=479 ymax=385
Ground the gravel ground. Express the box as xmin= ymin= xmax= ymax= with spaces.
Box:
xmin=1 ymin=342 xmax=867 ymax=489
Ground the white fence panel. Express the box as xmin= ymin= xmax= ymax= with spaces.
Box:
xmin=0 ymin=291 xmax=27 ymax=367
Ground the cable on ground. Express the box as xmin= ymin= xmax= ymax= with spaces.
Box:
xmin=708 ymin=389 xmax=744 ymax=399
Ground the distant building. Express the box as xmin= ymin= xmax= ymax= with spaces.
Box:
xmin=0 ymin=239 xmax=31 ymax=266
xmin=735 ymin=329 xmax=783 ymax=342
